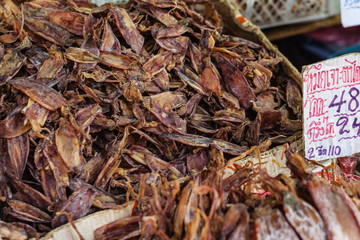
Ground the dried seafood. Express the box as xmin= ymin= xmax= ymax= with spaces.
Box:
xmin=92 ymin=144 xmax=360 ymax=240
xmin=0 ymin=0 xmax=304 ymax=238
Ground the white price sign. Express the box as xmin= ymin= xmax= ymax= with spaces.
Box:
xmin=303 ymin=53 xmax=360 ymax=160
xmin=341 ymin=0 xmax=360 ymax=28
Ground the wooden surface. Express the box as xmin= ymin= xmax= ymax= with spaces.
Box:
xmin=263 ymin=15 xmax=341 ymax=41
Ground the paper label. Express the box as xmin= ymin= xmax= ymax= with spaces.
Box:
xmin=341 ymin=0 xmax=360 ymax=28
xmin=303 ymin=53 xmax=360 ymax=160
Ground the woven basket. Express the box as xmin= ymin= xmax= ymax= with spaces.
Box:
xmin=41 ymin=202 xmax=135 ymax=240
xmin=230 ymin=0 xmax=340 ymax=29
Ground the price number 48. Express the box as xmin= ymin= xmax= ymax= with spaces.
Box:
xmin=329 ymin=87 xmax=359 ymax=113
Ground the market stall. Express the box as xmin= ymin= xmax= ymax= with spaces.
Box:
xmin=0 ymin=0 xmax=359 ymax=239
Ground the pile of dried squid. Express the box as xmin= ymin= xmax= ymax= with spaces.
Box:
xmin=0 ymin=0 xmax=323 ymax=238
xmin=92 ymin=145 xmax=360 ymax=240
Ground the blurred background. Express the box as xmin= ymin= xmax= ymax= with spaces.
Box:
xmin=231 ymin=0 xmax=360 ymax=71
xmin=272 ymin=23 xmax=360 ymax=71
